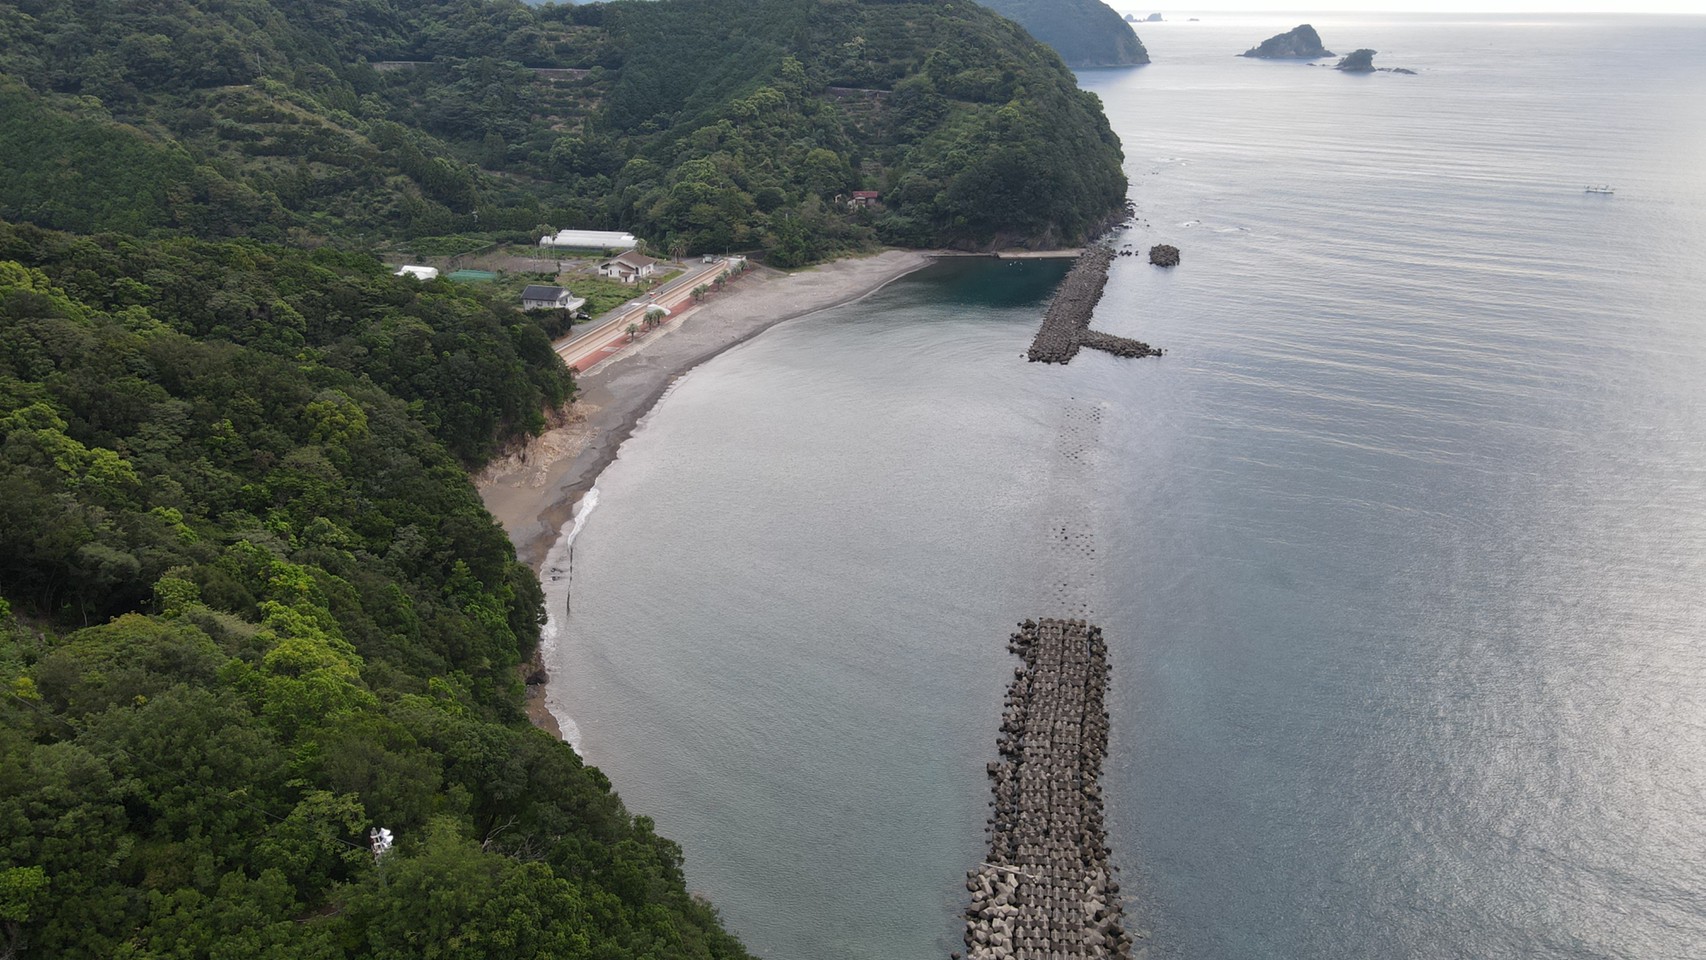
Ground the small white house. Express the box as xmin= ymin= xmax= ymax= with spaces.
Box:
xmin=598 ymin=251 xmax=661 ymax=284
xmin=394 ymin=265 xmax=439 ymax=281
xmin=521 ymin=285 xmax=587 ymax=312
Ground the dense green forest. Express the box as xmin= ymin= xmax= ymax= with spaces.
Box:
xmin=975 ymin=0 xmax=1149 ymax=68
xmin=0 ymin=0 xmax=1128 ymax=262
xmin=0 ymin=219 xmax=749 ymax=958
xmin=0 ymin=2 xmax=1135 ymax=954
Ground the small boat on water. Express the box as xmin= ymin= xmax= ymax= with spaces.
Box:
xmin=1585 ymin=185 xmax=1615 ymax=194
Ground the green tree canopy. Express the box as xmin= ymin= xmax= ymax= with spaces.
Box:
xmin=0 ymin=220 xmax=750 ymax=958
xmin=0 ymin=0 xmax=1128 ymax=260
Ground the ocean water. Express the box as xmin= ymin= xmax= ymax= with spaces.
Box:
xmin=545 ymin=15 xmax=1706 ymax=960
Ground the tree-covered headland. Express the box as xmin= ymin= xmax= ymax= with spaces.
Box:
xmin=0 ymin=0 xmax=1128 ymax=264
xmin=0 ymin=0 xmax=1136 ymax=955
xmin=975 ymin=0 xmax=1151 ymax=68
xmin=0 ymin=217 xmax=754 ymax=958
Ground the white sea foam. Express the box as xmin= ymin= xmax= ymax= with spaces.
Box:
xmin=565 ymin=485 xmax=601 ymax=548
xmin=538 ymin=486 xmax=600 ymax=751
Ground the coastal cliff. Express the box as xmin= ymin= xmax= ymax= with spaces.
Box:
xmin=978 ymin=0 xmax=1151 ymax=67
xmin=1241 ymin=24 xmax=1335 ymax=59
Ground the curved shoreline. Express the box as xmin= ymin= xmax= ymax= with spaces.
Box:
xmin=479 ymin=249 xmax=936 ymax=568
xmin=476 ymin=249 xmax=937 ymax=735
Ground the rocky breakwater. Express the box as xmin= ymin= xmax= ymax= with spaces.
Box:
xmin=956 ymin=618 xmax=1135 ymax=960
xmin=1026 ymin=247 xmax=1161 ymax=364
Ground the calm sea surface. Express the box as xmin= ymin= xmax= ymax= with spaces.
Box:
xmin=545 ymin=15 xmax=1706 ymax=959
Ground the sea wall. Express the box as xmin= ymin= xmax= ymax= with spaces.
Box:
xmin=957 ymin=618 xmax=1133 ymax=960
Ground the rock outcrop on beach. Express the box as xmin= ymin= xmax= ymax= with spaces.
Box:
xmin=1335 ymin=49 xmax=1377 ymax=72
xmin=1241 ymin=24 xmax=1334 ymax=59
xmin=1148 ymin=244 xmax=1180 ymax=267
xmin=978 ymin=0 xmax=1150 ymax=67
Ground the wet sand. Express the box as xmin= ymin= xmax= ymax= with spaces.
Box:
xmin=475 ymin=250 xmax=936 ymax=734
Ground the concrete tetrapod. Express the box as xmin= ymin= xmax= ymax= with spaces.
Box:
xmin=1026 ymin=248 xmax=1161 ymax=364
xmin=958 ymin=619 xmax=1133 ymax=959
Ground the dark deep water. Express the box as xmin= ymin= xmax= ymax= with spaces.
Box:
xmin=546 ymin=15 xmax=1706 ymax=960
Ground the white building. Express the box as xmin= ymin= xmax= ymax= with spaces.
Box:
xmin=394 ymin=265 xmax=439 ymax=280
xmin=598 ymin=251 xmax=661 ymax=284
xmin=520 ymin=285 xmax=587 ymax=312
xmin=539 ymin=229 xmax=640 ymax=250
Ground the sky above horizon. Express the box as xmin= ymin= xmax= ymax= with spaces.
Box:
xmin=1107 ymin=2 xmax=1701 ymax=13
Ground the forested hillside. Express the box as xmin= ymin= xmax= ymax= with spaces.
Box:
xmin=0 ymin=0 xmax=1127 ymax=261
xmin=0 ymin=219 xmax=750 ymax=958
xmin=0 ymin=2 xmax=1134 ymax=954
xmin=975 ymin=0 xmax=1150 ymax=68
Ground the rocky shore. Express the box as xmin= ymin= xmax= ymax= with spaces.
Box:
xmin=957 ymin=618 xmax=1134 ymax=960
xmin=1027 ymin=247 xmax=1161 ymax=364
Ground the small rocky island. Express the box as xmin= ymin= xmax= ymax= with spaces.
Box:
xmin=1335 ymin=49 xmax=1376 ymax=72
xmin=1241 ymin=23 xmax=1333 ymax=59
xmin=1148 ymin=244 xmax=1180 ymax=267
xmin=1331 ymin=49 xmax=1417 ymax=75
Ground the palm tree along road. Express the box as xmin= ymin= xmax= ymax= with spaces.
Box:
xmin=553 ymin=259 xmax=732 ymax=372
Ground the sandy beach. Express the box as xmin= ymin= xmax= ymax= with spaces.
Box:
xmin=475 ymin=249 xmax=936 ymax=733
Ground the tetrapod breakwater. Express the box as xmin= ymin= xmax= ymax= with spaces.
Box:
xmin=1026 ymin=248 xmax=1160 ymax=365
xmin=955 ymin=618 xmax=1133 ymax=960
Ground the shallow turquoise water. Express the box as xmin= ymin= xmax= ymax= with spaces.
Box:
xmin=548 ymin=14 xmax=1706 ymax=960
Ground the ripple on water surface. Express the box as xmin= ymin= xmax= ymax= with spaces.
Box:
xmin=554 ymin=15 xmax=1706 ymax=960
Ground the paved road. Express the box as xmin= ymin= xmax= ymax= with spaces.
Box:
xmin=554 ymin=259 xmax=732 ymax=372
